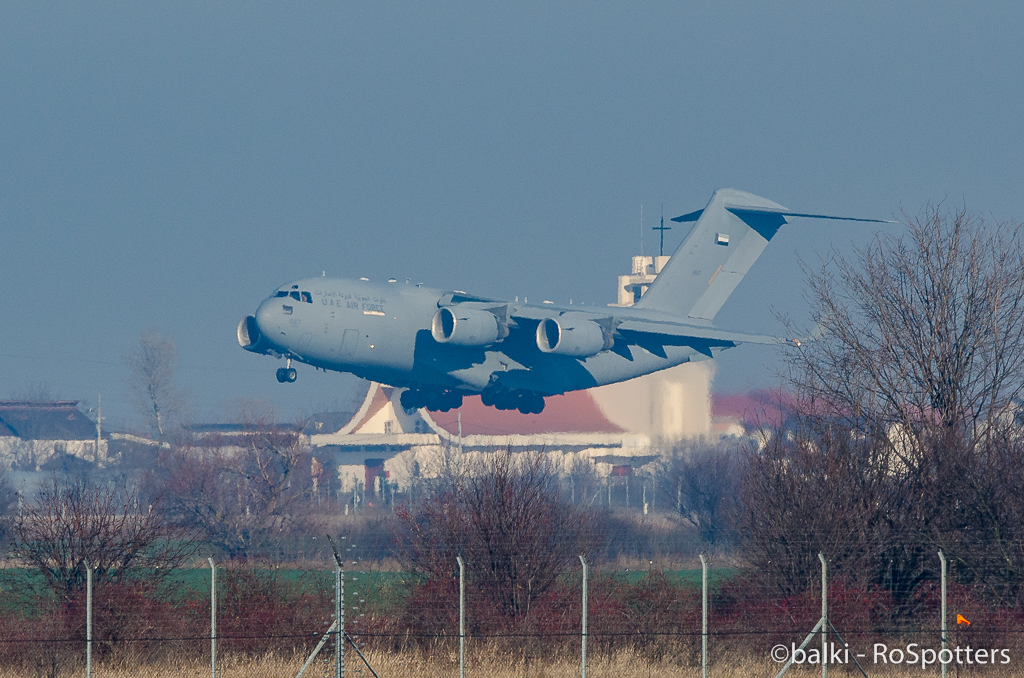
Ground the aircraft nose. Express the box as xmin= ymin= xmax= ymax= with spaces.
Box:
xmin=254 ymin=300 xmax=278 ymax=336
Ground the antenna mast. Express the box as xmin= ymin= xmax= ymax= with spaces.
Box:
xmin=639 ymin=204 xmax=644 ymax=256
xmin=653 ymin=203 xmax=672 ymax=256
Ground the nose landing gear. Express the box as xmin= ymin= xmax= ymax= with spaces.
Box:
xmin=276 ymin=359 xmax=298 ymax=383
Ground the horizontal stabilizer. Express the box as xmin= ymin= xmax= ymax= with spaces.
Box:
xmin=674 ymin=207 xmax=894 ymax=225
xmin=726 ymin=207 xmax=895 ymax=224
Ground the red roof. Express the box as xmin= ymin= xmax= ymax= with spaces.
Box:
xmin=430 ymin=391 xmax=624 ymax=436
xmin=711 ymin=389 xmax=784 ymax=427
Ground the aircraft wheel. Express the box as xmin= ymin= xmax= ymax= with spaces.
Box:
xmin=285 ymin=368 xmax=297 ymax=382
xmin=276 ymin=368 xmax=289 ymax=383
xmin=517 ymin=393 xmax=544 ymax=415
xmin=400 ymin=389 xmax=422 ymax=410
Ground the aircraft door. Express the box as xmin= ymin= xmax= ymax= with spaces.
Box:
xmin=340 ymin=329 xmax=359 ymax=358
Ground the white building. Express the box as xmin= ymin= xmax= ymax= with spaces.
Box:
xmin=0 ymin=401 xmax=107 ymax=470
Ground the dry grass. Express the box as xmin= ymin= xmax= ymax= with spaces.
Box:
xmin=0 ymin=648 xmax=1017 ymax=678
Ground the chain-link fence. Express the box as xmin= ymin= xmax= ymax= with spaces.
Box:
xmin=2 ymin=547 xmax=1021 ymax=678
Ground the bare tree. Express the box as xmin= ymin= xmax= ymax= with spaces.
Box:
xmin=737 ymin=419 xmax=911 ymax=599
xmin=791 ymin=205 xmax=1024 ymax=464
xmin=0 ymin=467 xmax=18 ymax=548
xmin=125 ymin=330 xmax=187 ymax=438
xmin=152 ymin=418 xmax=314 ymax=559
xmin=5 ymin=475 xmax=196 ymax=601
xmin=740 ymin=205 xmax=1024 ymax=607
xmin=664 ymin=442 xmax=743 ymax=549
xmin=8 ymin=383 xmax=59 ymax=401
xmin=394 ymin=449 xmax=603 ymax=618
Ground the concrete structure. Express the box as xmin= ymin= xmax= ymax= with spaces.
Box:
xmin=611 ymin=255 xmax=671 ymax=307
xmin=0 ymin=401 xmax=106 ymax=470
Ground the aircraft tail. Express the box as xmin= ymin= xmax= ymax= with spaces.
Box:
xmin=634 ymin=188 xmax=890 ymax=321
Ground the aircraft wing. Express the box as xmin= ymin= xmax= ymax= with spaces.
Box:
xmin=611 ymin=319 xmax=791 ymax=359
xmin=615 ymin=319 xmax=784 ymax=345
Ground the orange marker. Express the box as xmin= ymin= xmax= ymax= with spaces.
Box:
xmin=956 ymin=614 xmax=971 ymax=625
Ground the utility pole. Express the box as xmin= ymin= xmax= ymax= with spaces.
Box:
xmin=95 ymin=394 xmax=103 ymax=464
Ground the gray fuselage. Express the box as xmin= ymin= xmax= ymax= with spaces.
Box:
xmin=245 ymin=277 xmax=707 ymax=396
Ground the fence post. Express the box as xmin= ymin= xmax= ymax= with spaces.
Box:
xmin=208 ymin=557 xmax=217 ymax=678
xmin=699 ymin=554 xmax=708 ymax=678
xmin=86 ymin=560 xmax=93 ymax=678
xmin=939 ymin=550 xmax=947 ymax=678
xmin=819 ymin=553 xmax=827 ymax=678
xmin=579 ymin=554 xmax=588 ymax=678
xmin=336 ymin=559 xmax=344 ymax=678
xmin=457 ymin=555 xmax=465 ymax=678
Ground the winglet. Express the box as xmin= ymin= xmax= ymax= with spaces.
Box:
xmin=789 ymin=323 xmax=824 ymax=347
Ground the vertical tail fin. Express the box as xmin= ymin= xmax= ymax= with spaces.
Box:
xmin=634 ymin=189 xmax=788 ymax=320
xmin=634 ymin=188 xmax=891 ymax=321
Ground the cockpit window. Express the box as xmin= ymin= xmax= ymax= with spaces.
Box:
xmin=276 ymin=289 xmax=312 ymax=302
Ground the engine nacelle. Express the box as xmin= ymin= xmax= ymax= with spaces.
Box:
xmin=536 ymin=314 xmax=611 ymax=357
xmin=237 ymin=315 xmax=275 ymax=354
xmin=431 ymin=307 xmax=503 ymax=346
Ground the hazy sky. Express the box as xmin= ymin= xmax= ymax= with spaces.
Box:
xmin=3 ymin=2 xmax=1023 ymax=430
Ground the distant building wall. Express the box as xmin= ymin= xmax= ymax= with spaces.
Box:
xmin=589 ymin=361 xmax=714 ymax=441
xmin=0 ymin=438 xmax=107 ymax=471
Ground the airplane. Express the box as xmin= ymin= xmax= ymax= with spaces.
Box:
xmin=238 ymin=188 xmax=889 ymax=414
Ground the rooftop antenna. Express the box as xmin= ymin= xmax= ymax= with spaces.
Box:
xmin=639 ymin=204 xmax=644 ymax=256
xmin=653 ymin=203 xmax=671 ymax=256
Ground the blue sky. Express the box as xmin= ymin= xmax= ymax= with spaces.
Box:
xmin=2 ymin=2 xmax=1022 ymax=429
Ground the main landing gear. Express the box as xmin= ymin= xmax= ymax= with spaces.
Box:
xmin=481 ymin=388 xmax=545 ymax=415
xmin=400 ymin=388 xmax=463 ymax=412
xmin=276 ymin=359 xmax=297 ymax=383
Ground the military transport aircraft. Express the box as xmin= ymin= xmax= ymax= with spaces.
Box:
xmin=238 ymin=188 xmax=889 ymax=414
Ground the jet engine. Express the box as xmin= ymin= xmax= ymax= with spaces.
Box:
xmin=237 ymin=315 xmax=276 ymax=354
xmin=431 ymin=307 xmax=504 ymax=346
xmin=536 ymin=314 xmax=612 ymax=357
